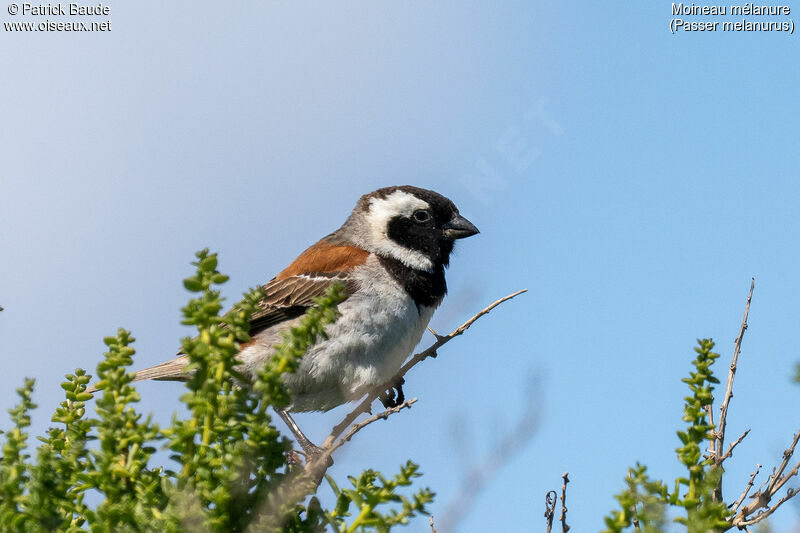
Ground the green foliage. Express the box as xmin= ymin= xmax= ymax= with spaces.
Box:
xmin=604 ymin=464 xmax=667 ymax=533
xmin=0 ymin=250 xmax=434 ymax=532
xmin=603 ymin=339 xmax=731 ymax=533
xmin=254 ymin=282 xmax=346 ymax=410
xmin=0 ymin=379 xmax=36 ymax=530
xmin=27 ymin=370 xmax=94 ymax=532
xmin=673 ymin=339 xmax=729 ymax=531
xmin=324 ymin=461 xmax=434 ymax=533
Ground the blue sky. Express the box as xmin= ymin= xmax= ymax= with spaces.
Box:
xmin=2 ymin=2 xmax=799 ymax=531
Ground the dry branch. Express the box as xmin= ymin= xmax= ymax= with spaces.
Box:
xmin=728 ymin=430 xmax=800 ymax=528
xmin=545 ymin=490 xmax=556 ymax=533
xmin=715 ymin=278 xmax=754 ymax=468
xmin=731 ymin=464 xmax=761 ymax=513
xmin=719 ymin=429 xmax=750 ymax=463
xmin=560 ymin=472 xmax=570 ymax=533
xmin=249 ymin=289 xmax=527 ymax=528
xmin=319 ymin=289 xmax=527 ymax=452
xmin=708 ymin=280 xmax=800 ymax=527
xmin=305 ymin=289 xmax=527 ymax=482
xmin=709 ymin=279 xmax=754 ymax=504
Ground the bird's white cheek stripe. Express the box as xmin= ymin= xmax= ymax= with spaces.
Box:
xmin=366 ymin=191 xmax=434 ymax=272
xmin=371 ymin=241 xmax=434 ymax=272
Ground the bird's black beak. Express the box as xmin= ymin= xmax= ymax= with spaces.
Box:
xmin=442 ymin=214 xmax=479 ymax=240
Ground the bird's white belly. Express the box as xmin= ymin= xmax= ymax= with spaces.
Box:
xmin=292 ymin=280 xmax=435 ymax=411
xmin=238 ymin=263 xmax=438 ymax=412
xmin=300 ymin=297 xmax=433 ymax=408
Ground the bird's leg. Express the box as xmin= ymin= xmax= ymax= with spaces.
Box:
xmin=379 ymin=376 xmax=405 ymax=408
xmin=276 ymin=408 xmax=330 ymax=465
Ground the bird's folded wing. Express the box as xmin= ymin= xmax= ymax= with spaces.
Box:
xmin=86 ymin=242 xmax=368 ymax=392
xmin=248 ymin=271 xmax=357 ymax=335
xmin=93 ymin=273 xmax=358 ymax=391
xmin=247 ymin=240 xmax=369 ymax=335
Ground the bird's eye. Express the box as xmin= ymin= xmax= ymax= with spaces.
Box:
xmin=412 ymin=210 xmax=431 ymax=223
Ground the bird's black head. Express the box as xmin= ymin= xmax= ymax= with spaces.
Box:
xmin=351 ymin=185 xmax=479 ymax=272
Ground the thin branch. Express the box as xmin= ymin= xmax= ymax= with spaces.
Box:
xmin=248 ymin=290 xmax=526 ymax=530
xmin=426 ymin=326 xmax=444 ymax=341
xmin=736 ymin=487 xmax=799 ymax=527
xmin=430 ymin=515 xmax=437 ymax=533
xmin=729 ymin=429 xmax=800 ymax=528
xmin=250 ymin=400 xmax=420 ymax=531
xmin=731 ymin=464 xmax=761 ymax=513
xmin=294 ymin=289 xmax=527 ymax=487
xmin=719 ymin=429 xmax=750 ymax=463
xmin=560 ymin=472 xmax=570 ymax=533
xmin=335 ymin=399 xmax=418 ymax=451
xmin=714 ymin=281 xmax=800 ymax=528
xmin=711 ymin=279 xmax=754 ymax=504
xmin=755 ymin=468 xmax=774 ymax=497
xmin=715 ymin=278 xmax=754 ymax=464
xmin=304 ymin=399 xmax=418 ymax=483
xmin=321 ymin=289 xmax=527 ymax=450
xmin=772 ymin=458 xmax=800 ymax=494
xmin=545 ymin=490 xmax=556 ymax=533
xmin=766 ymin=429 xmax=800 ymax=495
xmin=704 ymin=403 xmax=716 ymax=461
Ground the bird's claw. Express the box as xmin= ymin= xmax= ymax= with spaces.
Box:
xmin=379 ymin=377 xmax=406 ymax=408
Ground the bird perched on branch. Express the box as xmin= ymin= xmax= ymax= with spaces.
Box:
xmin=103 ymin=185 xmax=478 ymax=454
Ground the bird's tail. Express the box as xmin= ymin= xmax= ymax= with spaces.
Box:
xmin=85 ymin=355 xmax=190 ymax=394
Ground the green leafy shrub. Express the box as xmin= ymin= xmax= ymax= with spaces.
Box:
xmin=603 ymin=340 xmax=745 ymax=532
xmin=0 ymin=250 xmax=433 ymax=532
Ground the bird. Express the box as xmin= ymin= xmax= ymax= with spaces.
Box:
xmin=97 ymin=185 xmax=478 ymax=455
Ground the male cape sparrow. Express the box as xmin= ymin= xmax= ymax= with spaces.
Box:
xmin=96 ymin=185 xmax=478 ymax=454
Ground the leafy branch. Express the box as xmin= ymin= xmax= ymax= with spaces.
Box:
xmin=601 ymin=280 xmax=800 ymax=532
xmin=0 ymin=250 xmax=521 ymax=532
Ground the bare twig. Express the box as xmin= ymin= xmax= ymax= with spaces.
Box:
xmin=755 ymin=468 xmax=774 ymax=496
xmin=719 ymin=429 xmax=751 ymax=463
xmin=304 ymin=399 xmax=418 ymax=483
xmin=426 ymin=326 xmax=444 ymax=341
xmin=736 ymin=487 xmax=799 ymax=527
xmin=731 ymin=464 xmax=761 ymax=513
xmin=429 ymin=515 xmax=437 ymax=533
xmin=335 ymin=399 xmax=417 ymax=451
xmin=321 ymin=289 xmax=527 ymax=450
xmin=711 ymin=279 xmax=754 ymax=503
xmin=706 ymin=402 xmax=715 ymax=430
xmin=704 ymin=404 xmax=715 ymax=460
xmin=696 ymin=279 xmax=800 ymax=528
xmin=715 ymin=279 xmax=754 ymax=463
xmin=245 ymin=290 xmax=527 ymax=530
xmin=729 ymin=429 xmax=800 ymax=528
xmin=249 ymin=400 xmax=419 ymax=531
xmin=560 ymin=472 xmax=570 ymax=533
xmin=544 ymin=491 xmax=556 ymax=533
xmin=765 ymin=429 xmax=800 ymax=496
xmin=293 ymin=289 xmax=526 ymax=487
